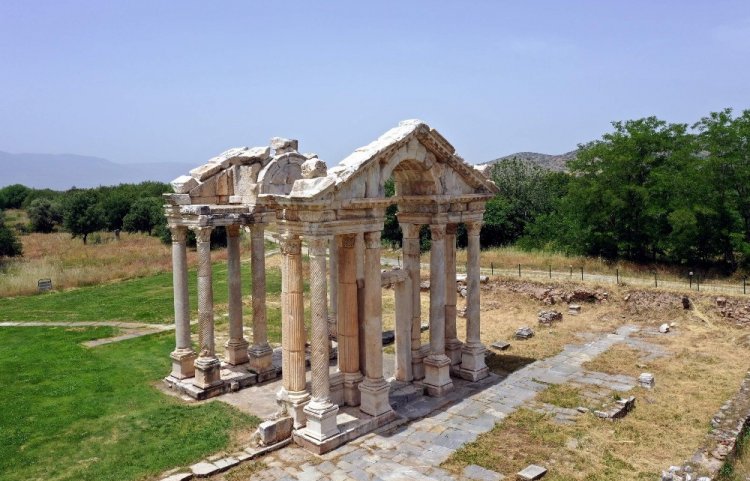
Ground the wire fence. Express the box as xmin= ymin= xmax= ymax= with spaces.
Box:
xmin=387 ymin=255 xmax=749 ymax=296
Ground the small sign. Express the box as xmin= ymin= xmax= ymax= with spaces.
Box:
xmin=38 ymin=278 xmax=53 ymax=292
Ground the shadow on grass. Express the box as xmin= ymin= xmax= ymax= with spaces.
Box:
xmin=485 ymin=350 xmax=537 ymax=376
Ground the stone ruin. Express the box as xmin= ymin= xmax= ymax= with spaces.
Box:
xmin=162 ymin=120 xmax=499 ymax=453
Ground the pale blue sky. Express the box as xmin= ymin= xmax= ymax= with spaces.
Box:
xmin=1 ymin=1 xmax=749 ymax=167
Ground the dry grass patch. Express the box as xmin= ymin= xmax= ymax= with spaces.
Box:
xmin=538 ymin=384 xmax=585 ymax=409
xmin=445 ymin=302 xmax=750 ymax=480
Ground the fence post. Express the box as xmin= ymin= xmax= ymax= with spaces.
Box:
xmin=518 ymin=264 xmax=521 ymax=277
xmin=398 ymin=255 xmax=401 ymax=267
xmin=580 ymin=266 xmax=584 ymax=281
xmin=569 ymin=265 xmax=573 ymax=278
xmin=689 ymin=272 xmax=693 ymax=289
xmin=616 ymin=268 xmax=619 ymax=285
xmin=491 ymin=262 xmax=494 ymax=275
xmin=549 ymin=264 xmax=552 ymax=278
xmin=697 ymin=274 xmax=700 ymax=292
xmin=654 ymin=272 xmax=658 ymax=288
xmin=744 ymin=276 xmax=747 ymax=295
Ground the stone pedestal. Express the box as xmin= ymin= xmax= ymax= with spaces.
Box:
xmin=460 ymin=343 xmax=489 ymax=381
xmin=225 ymin=338 xmax=250 ymax=366
xmin=302 ymin=400 xmax=340 ymax=442
xmin=194 ymin=355 xmax=222 ymax=389
xmin=330 ymin=371 xmax=344 ymax=406
xmin=170 ymin=348 xmax=197 ymax=380
xmin=277 ymin=388 xmax=311 ymax=429
xmin=359 ymin=378 xmax=392 ymax=417
xmin=249 ymin=344 xmax=275 ymax=381
xmin=424 ymin=355 xmax=453 ymax=396
xmin=446 ymin=338 xmax=464 ymax=368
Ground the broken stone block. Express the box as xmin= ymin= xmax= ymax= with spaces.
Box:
xmin=538 ymin=310 xmax=563 ymax=325
xmin=460 ymin=287 xmax=468 ymax=298
xmin=717 ymin=297 xmax=727 ymax=308
xmin=515 ymin=327 xmax=534 ymax=340
xmin=595 ymin=396 xmax=636 ymax=420
xmin=301 ymin=157 xmax=327 ymax=179
xmin=639 ymin=372 xmax=655 ymax=389
xmin=257 ymin=416 xmax=293 ymax=446
xmin=171 ymin=175 xmax=198 ymax=194
xmin=490 ymin=340 xmax=510 ymax=350
xmin=659 ymin=323 xmax=670 ymax=333
xmin=270 ymin=137 xmax=298 ymax=154
xmin=517 ymin=464 xmax=547 ymax=480
xmin=568 ymin=304 xmax=581 ymax=315
xmin=682 ymin=296 xmax=691 ymax=309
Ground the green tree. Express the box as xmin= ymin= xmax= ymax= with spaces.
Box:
xmin=0 ymin=184 xmax=31 ymax=209
xmin=62 ymin=189 xmax=105 ymax=244
xmin=27 ymin=198 xmax=62 ymax=233
xmin=0 ymin=211 xmax=22 ymax=257
xmin=123 ymin=197 xmax=164 ymax=235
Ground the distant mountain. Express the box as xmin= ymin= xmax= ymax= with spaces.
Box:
xmin=0 ymin=151 xmax=193 ymax=190
xmin=480 ymin=150 xmax=578 ymax=172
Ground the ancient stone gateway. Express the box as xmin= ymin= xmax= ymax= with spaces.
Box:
xmin=163 ymin=120 xmax=498 ymax=453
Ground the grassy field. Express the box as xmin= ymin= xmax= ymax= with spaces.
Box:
xmin=0 ymin=327 xmax=259 ymax=481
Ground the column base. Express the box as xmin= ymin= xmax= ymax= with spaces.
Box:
xmin=193 ymin=355 xmax=222 ymax=389
xmin=330 ymin=371 xmax=345 ymax=406
xmin=359 ymin=378 xmax=393 ymax=417
xmin=277 ymin=388 xmax=311 ymax=429
xmin=301 ymin=400 xmax=340 ymax=441
xmin=170 ymin=348 xmax=197 ymax=379
xmin=445 ymin=338 xmax=464 ymax=367
xmin=411 ymin=345 xmax=429 ymax=381
xmin=249 ymin=343 xmax=275 ymax=381
xmin=460 ymin=343 xmax=489 ymax=382
xmin=343 ymin=372 xmax=363 ymax=407
xmin=225 ymin=338 xmax=250 ymax=366
xmin=424 ymin=354 xmax=453 ymax=397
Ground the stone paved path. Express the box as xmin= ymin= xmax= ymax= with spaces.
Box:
xmin=207 ymin=325 xmax=657 ymax=481
xmin=0 ymin=321 xmax=175 ymax=346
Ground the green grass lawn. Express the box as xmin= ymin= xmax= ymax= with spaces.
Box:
xmin=0 ymin=327 xmax=259 ymax=481
xmin=0 ymin=262 xmax=284 ymax=324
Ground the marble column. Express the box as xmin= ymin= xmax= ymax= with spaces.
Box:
xmin=401 ymin=223 xmax=425 ymax=380
xmin=248 ymin=224 xmax=274 ymax=377
xmin=277 ymin=233 xmax=310 ymax=428
xmin=302 ymin=237 xmax=340 ymax=441
xmin=444 ymin=224 xmax=463 ymax=367
xmin=355 ymin=233 xmax=366 ymax=377
xmin=337 ymin=233 xmax=362 ymax=406
xmin=424 ymin=224 xmax=453 ymax=396
xmin=393 ymin=272 xmax=413 ymax=382
xmin=169 ymin=225 xmax=196 ymax=379
xmin=460 ymin=221 xmax=489 ymax=382
xmin=225 ymin=225 xmax=249 ymax=365
xmin=359 ymin=231 xmax=393 ymax=417
xmin=192 ymin=226 xmax=221 ymax=389
xmin=328 ymin=237 xmax=338 ymax=339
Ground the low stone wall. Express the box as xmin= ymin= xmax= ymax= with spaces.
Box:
xmin=662 ymin=371 xmax=750 ymax=480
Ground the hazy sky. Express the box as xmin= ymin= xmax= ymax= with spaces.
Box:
xmin=1 ymin=1 xmax=749 ymax=167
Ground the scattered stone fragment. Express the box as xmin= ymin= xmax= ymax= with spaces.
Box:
xmin=515 ymin=326 xmax=534 ymax=340
xmin=594 ymin=396 xmax=636 ymax=420
xmin=659 ymin=323 xmax=670 ymax=333
xmin=716 ymin=297 xmax=727 ymax=308
xmin=576 ymin=406 xmax=589 ymax=413
xmin=382 ymin=330 xmax=395 ymax=345
xmin=257 ymin=417 xmax=293 ymax=446
xmin=639 ymin=372 xmax=655 ymax=389
xmin=538 ymin=310 xmax=563 ymax=325
xmin=682 ymin=296 xmax=691 ymax=309
xmin=460 ymin=287 xmax=468 ymax=298
xmin=567 ymin=304 xmax=581 ymax=315
xmin=491 ymin=340 xmax=511 ymax=350
xmin=190 ymin=461 xmax=220 ymax=478
xmin=517 ymin=464 xmax=547 ymax=480
xmin=420 ymin=323 xmax=430 ymax=332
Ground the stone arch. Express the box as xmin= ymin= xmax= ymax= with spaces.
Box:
xmin=257 ymin=152 xmax=306 ymax=195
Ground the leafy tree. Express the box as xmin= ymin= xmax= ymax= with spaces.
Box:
xmin=0 ymin=184 xmax=31 ymax=209
xmin=123 ymin=197 xmax=164 ymax=235
xmin=0 ymin=211 xmax=22 ymax=257
xmin=62 ymin=189 xmax=105 ymax=244
xmin=101 ymin=190 xmax=134 ymax=232
xmin=27 ymin=198 xmax=62 ymax=233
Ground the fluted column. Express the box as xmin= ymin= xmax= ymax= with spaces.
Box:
xmin=169 ymin=225 xmax=196 ymax=379
xmin=225 ymin=225 xmax=249 ymax=365
xmin=328 ymin=237 xmax=338 ymax=338
xmin=302 ymin=237 xmax=340 ymax=441
xmin=192 ymin=226 xmax=221 ymax=389
xmin=460 ymin=221 xmax=489 ymax=382
xmin=424 ymin=223 xmax=453 ymax=396
xmin=444 ymin=224 xmax=462 ymax=367
xmin=401 ymin=223 xmax=425 ymax=380
xmin=337 ymin=233 xmax=362 ymax=406
xmin=277 ymin=233 xmax=310 ymax=428
xmin=249 ymin=224 xmax=274 ymax=378
xmin=359 ymin=231 xmax=393 ymax=417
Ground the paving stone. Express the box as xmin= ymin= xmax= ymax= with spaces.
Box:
xmin=190 ymin=462 xmax=220 ymax=478
xmin=463 ymin=464 xmax=504 ymax=481
xmin=517 ymin=464 xmax=547 ymax=480
xmin=161 ymin=473 xmax=193 ymax=481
